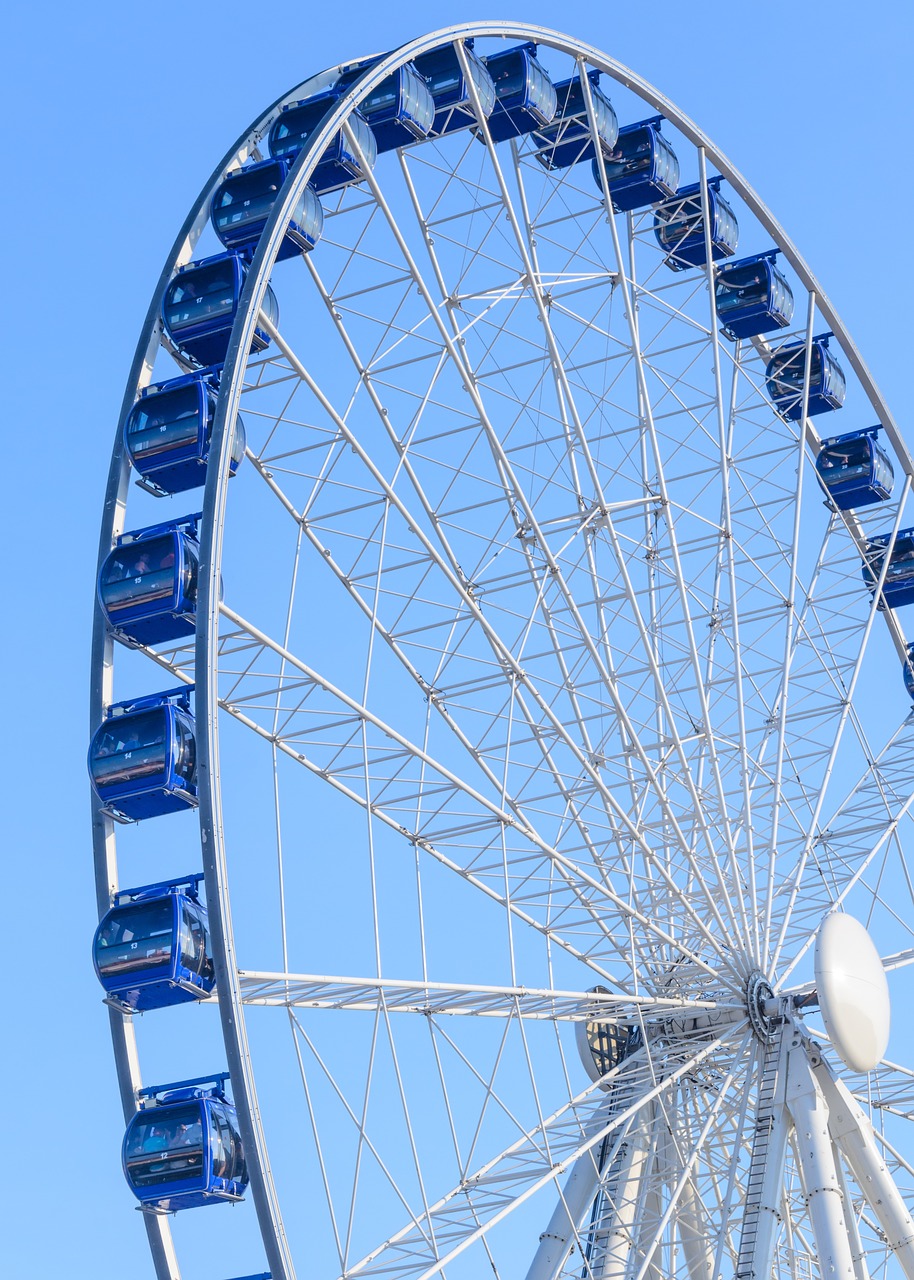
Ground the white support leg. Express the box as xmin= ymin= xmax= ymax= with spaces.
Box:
xmin=633 ymin=1128 xmax=665 ymax=1280
xmin=677 ymin=1172 xmax=714 ymax=1280
xmin=785 ymin=1043 xmax=856 ymax=1280
xmin=831 ymin=1135 xmax=871 ymax=1280
xmin=812 ymin=1058 xmax=914 ymax=1280
xmin=589 ymin=1120 xmax=652 ymax=1280
xmin=524 ymin=1143 xmax=604 ymax=1280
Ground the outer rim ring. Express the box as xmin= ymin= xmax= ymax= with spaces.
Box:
xmin=91 ymin=24 xmax=910 ymax=1280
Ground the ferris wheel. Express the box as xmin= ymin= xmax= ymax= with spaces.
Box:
xmin=89 ymin=21 xmax=914 ymax=1280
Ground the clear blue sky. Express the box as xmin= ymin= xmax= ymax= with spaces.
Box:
xmin=1 ymin=2 xmax=910 ymax=1275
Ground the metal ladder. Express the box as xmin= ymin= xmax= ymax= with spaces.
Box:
xmin=735 ymin=1035 xmax=783 ymax=1280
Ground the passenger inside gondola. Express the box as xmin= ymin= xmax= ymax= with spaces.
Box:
xmin=883 ymin=539 xmax=914 ymax=579
xmin=604 ymin=129 xmax=651 ymax=181
xmin=162 ymin=253 xmax=279 ymax=367
xmin=125 ymin=1104 xmax=206 ymax=1189
xmin=91 ymin=711 xmax=169 ymax=787
xmin=163 ymin=259 xmax=235 ymax=332
xmin=716 ymin=263 xmax=766 ymax=314
xmin=818 ymin=438 xmax=869 ymax=483
xmin=100 ymin=536 xmax=179 ymax=613
xmin=89 ymin=692 xmax=198 ymax=820
xmin=123 ymin=1082 xmax=249 ymax=1209
xmin=93 ymin=877 xmax=215 ymax=1010
xmin=98 ymin=517 xmax=202 ymax=648
xmin=127 ymin=384 xmax=201 ymax=463
xmin=124 ymin=374 xmax=246 ymax=495
xmin=209 ymin=1102 xmax=247 ymax=1185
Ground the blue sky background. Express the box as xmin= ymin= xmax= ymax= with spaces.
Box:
xmin=1 ymin=2 xmax=910 ymax=1275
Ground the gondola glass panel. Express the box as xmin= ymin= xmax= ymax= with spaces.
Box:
xmin=122 ymin=1081 xmax=248 ymax=1211
xmin=98 ymin=520 xmax=200 ymax=646
xmin=89 ymin=690 xmax=197 ymax=821
xmin=482 ymin=43 xmax=557 ymax=142
xmin=592 ymin=118 xmax=680 ymax=212
xmin=815 ymin=428 xmax=894 ymax=510
xmin=96 ymin=899 xmax=173 ymax=979
xmin=533 ymin=71 xmax=618 ymax=170
xmin=653 ymin=180 xmax=739 ymax=270
xmin=862 ymin=530 xmax=914 ymax=609
xmin=93 ymin=878 xmax=215 ymax=1012
xmin=414 ymin=40 xmax=496 ymax=136
xmin=335 ymin=60 xmax=434 ymax=151
xmin=211 ymin=158 xmax=323 ymax=259
xmin=765 ymin=336 xmax=847 ymax=419
xmin=268 ymin=93 xmax=377 ymax=194
xmin=715 ymin=254 xmax=795 ymax=340
xmin=162 ymin=252 xmax=279 ymax=368
xmin=124 ymin=373 xmax=246 ymax=495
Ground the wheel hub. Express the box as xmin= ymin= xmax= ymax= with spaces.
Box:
xmin=746 ymin=969 xmax=778 ymax=1041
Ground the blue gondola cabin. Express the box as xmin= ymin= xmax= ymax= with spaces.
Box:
xmin=123 ymin=1076 xmax=247 ymax=1212
xmin=162 ymin=252 xmax=279 ymax=368
xmin=592 ymin=117 xmax=680 ymax=213
xmin=653 ymin=178 xmax=739 ymax=271
xmin=533 ymin=70 xmax=618 ymax=170
xmin=815 ymin=428 xmax=894 ymax=510
xmin=765 ymin=335 xmax=846 ymax=420
xmin=862 ymin=529 xmax=914 ymax=610
xmin=268 ymin=93 xmax=378 ymax=194
xmin=904 ymin=644 xmax=914 ymax=700
xmin=413 ymin=39 xmax=496 ymax=137
xmin=94 ymin=875 xmax=215 ymax=1013
xmin=211 ymin=158 xmax=324 ymax=260
xmin=481 ymin=43 xmax=557 ymax=143
xmin=89 ymin=687 xmax=197 ymax=821
xmin=124 ymin=370 xmax=246 ymax=497
xmin=715 ymin=252 xmax=795 ymax=340
xmin=334 ymin=58 xmax=435 ymax=152
xmin=98 ymin=515 xmax=201 ymax=647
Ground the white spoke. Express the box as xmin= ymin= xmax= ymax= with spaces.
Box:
xmin=92 ymin=25 xmax=914 ymax=1280
xmin=237 ymin=972 xmax=742 ymax=1019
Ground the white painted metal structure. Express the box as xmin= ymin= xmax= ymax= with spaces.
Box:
xmin=90 ymin=22 xmax=914 ymax=1280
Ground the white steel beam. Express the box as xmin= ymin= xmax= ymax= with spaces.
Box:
xmin=523 ymin=1142 xmax=605 ymax=1280
xmin=217 ymin=597 xmax=723 ymax=979
xmin=589 ymin=1111 xmax=652 ymax=1280
xmin=235 ymin=971 xmax=739 ymax=1022
xmin=785 ymin=1043 xmax=857 ymax=1280
xmin=341 ymin=1026 xmax=743 ymax=1280
xmin=812 ymin=1058 xmax=914 ymax=1280
xmin=337 ymin=110 xmax=749 ymax=983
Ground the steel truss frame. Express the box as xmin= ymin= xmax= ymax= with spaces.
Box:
xmin=90 ymin=22 xmax=914 ymax=1280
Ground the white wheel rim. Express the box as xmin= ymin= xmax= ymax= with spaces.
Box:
xmin=90 ymin=24 xmax=914 ymax=1280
